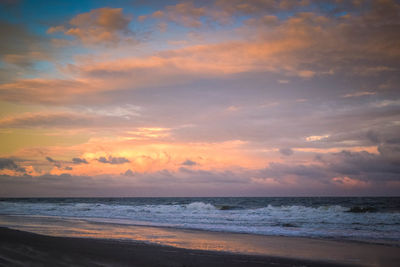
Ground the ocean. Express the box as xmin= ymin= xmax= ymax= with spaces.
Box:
xmin=0 ymin=197 xmax=399 ymax=245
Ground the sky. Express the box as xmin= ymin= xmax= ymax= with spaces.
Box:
xmin=0 ymin=0 xmax=399 ymax=197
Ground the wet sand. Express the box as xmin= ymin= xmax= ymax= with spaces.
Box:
xmin=1 ymin=214 xmax=400 ymax=266
xmin=0 ymin=227 xmax=352 ymax=267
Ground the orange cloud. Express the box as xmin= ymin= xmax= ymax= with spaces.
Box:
xmin=2 ymin=1 xmax=398 ymax=107
xmin=9 ymin=134 xmax=270 ymax=177
xmin=74 ymin=36 xmax=311 ymax=81
xmin=47 ymin=8 xmax=134 ymax=45
xmin=0 ymin=78 xmax=97 ymax=104
xmin=0 ymin=107 xmax=141 ymax=128
xmin=75 ymin=5 xmax=400 ymax=81
xmin=2 ymin=51 xmax=49 ymax=67
xmin=0 ymin=32 xmax=308 ymax=104
xmin=0 ymin=112 xmax=94 ymax=128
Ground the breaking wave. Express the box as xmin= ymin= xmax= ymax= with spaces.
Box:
xmin=0 ymin=198 xmax=399 ymax=242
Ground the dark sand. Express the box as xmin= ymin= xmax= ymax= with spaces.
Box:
xmin=0 ymin=227 xmax=350 ymax=267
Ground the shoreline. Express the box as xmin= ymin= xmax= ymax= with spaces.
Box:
xmin=1 ymin=215 xmax=400 ymax=266
xmin=1 ymin=213 xmax=398 ymax=247
xmin=0 ymin=227 xmax=350 ymax=267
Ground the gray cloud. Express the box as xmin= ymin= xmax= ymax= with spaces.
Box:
xmin=0 ymin=174 xmax=99 ymax=197
xmin=261 ymin=147 xmax=400 ymax=185
xmin=0 ymin=20 xmax=43 ymax=61
xmin=181 ymin=159 xmax=197 ymax=166
xmin=0 ymin=158 xmax=18 ymax=170
xmin=279 ymin=148 xmax=293 ymax=156
xmin=45 ymin=156 xmax=56 ymax=163
xmin=177 ymin=167 xmax=246 ymax=184
xmin=45 ymin=156 xmax=61 ymax=168
xmin=72 ymin=157 xmax=88 ymax=164
xmin=261 ymin=162 xmax=328 ymax=181
xmin=1 ymin=163 xmax=399 ymax=197
xmin=97 ymin=156 xmax=130 ymax=164
xmin=0 ymin=20 xmax=52 ymax=83
xmin=328 ymin=149 xmax=400 ymax=182
xmin=0 ymin=171 xmax=247 ymax=197
xmin=124 ymin=169 xmax=134 ymax=176
xmin=0 ymin=158 xmax=25 ymax=172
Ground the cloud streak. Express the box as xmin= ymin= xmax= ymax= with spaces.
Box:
xmin=97 ymin=156 xmax=130 ymax=165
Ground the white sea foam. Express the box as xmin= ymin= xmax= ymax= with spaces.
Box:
xmin=186 ymin=201 xmax=216 ymax=210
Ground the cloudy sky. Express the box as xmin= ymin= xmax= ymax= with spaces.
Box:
xmin=0 ymin=0 xmax=399 ymax=197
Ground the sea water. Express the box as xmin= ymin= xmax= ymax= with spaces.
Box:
xmin=0 ymin=197 xmax=399 ymax=244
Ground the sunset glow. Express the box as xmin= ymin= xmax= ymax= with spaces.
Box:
xmin=0 ymin=0 xmax=399 ymax=196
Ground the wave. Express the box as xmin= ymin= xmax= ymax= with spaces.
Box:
xmin=216 ymin=205 xmax=238 ymax=210
xmin=186 ymin=202 xmax=216 ymax=210
xmin=185 ymin=202 xmax=239 ymax=211
xmin=0 ymin=201 xmax=393 ymax=217
xmin=1 ymin=200 xmax=399 ymax=241
xmin=347 ymin=206 xmax=378 ymax=213
xmin=271 ymin=222 xmax=298 ymax=228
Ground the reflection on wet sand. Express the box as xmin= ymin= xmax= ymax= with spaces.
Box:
xmin=0 ymin=215 xmax=399 ymax=267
